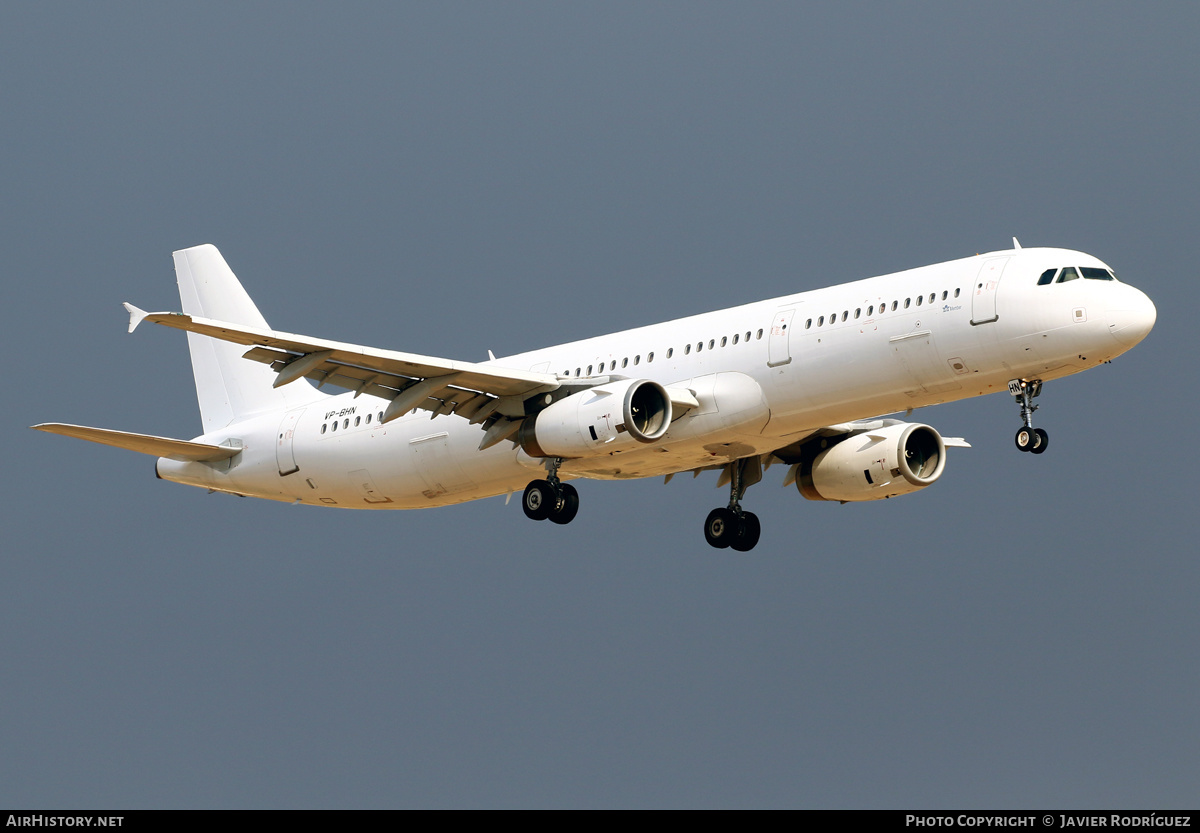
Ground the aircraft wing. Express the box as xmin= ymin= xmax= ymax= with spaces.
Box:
xmin=31 ymin=423 xmax=241 ymax=462
xmin=125 ymin=305 xmax=560 ymax=423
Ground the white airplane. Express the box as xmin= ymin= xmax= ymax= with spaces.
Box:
xmin=34 ymin=241 xmax=1155 ymax=551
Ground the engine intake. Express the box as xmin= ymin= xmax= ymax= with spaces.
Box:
xmin=798 ymin=422 xmax=947 ymax=502
xmin=519 ymin=379 xmax=672 ymax=459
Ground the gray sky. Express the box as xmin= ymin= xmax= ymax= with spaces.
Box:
xmin=2 ymin=2 xmax=1196 ymax=808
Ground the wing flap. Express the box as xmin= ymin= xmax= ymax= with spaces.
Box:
xmin=31 ymin=423 xmax=241 ymax=462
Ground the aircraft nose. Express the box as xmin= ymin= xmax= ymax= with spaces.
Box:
xmin=1108 ymin=286 xmax=1157 ymax=347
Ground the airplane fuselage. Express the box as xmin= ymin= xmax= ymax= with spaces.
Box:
xmin=154 ymin=246 xmax=1155 ymax=509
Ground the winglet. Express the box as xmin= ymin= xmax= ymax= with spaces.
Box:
xmin=123 ymin=302 xmax=149 ymax=333
xmin=1012 ymin=237 xmax=1022 ymax=250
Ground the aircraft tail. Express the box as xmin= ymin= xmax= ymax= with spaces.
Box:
xmin=173 ymin=244 xmax=325 ymax=432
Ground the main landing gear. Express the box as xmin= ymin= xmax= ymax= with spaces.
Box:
xmin=703 ymin=457 xmax=762 ymax=552
xmin=1009 ymin=378 xmax=1049 ymax=455
xmin=522 ymin=458 xmax=580 ymax=525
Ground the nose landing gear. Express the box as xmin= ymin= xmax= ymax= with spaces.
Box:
xmin=1009 ymin=379 xmax=1049 ymax=454
xmin=703 ymin=457 xmax=762 ymax=551
xmin=522 ymin=458 xmax=580 ymax=525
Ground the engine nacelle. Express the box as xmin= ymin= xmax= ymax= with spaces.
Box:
xmin=518 ymin=379 xmax=672 ymax=459
xmin=798 ymin=422 xmax=947 ymax=502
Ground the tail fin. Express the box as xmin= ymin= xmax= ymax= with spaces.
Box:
xmin=173 ymin=244 xmax=325 ymax=432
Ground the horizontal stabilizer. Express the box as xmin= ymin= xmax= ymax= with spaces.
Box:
xmin=31 ymin=423 xmax=241 ymax=462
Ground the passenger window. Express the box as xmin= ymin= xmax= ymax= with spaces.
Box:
xmin=610 ymin=360 xmax=616 ymax=371
xmin=941 ymin=291 xmax=948 ymax=300
xmin=331 ymin=421 xmax=337 ymax=432
xmin=817 ymin=315 xmax=824 ymax=326
xmin=366 ymin=414 xmax=372 ymax=424
xmin=587 ymin=365 xmax=593 ymax=375
xmin=648 ymin=352 xmax=654 ymax=362
xmin=954 ymin=288 xmax=960 ymax=298
xmin=343 ymin=419 xmax=349 ymax=429
xmin=904 ymin=298 xmax=911 ymax=309
xmin=805 ymin=319 xmax=812 ymax=330
xmin=868 ymin=305 xmax=874 ymax=316
xmin=916 ymin=295 xmax=923 ymax=306
xmin=355 ymin=416 xmax=361 ymax=427
xmin=756 ymin=329 xmax=763 ymax=339
xmin=696 ymin=342 xmax=703 ymax=353
xmin=666 ymin=348 xmax=673 ymax=358
xmin=745 ymin=331 xmax=751 ymax=341
xmin=1081 ymin=267 xmax=1114 ymax=281
xmin=854 ymin=308 xmax=861 ymax=319
xmin=929 ymin=293 xmax=935 ymax=303
xmin=621 ymin=358 xmax=628 ymax=368
xmin=685 ymin=344 xmax=691 ymax=355
xmin=708 ymin=339 xmax=715 ymax=350
xmin=720 ymin=337 xmax=727 ymax=347
xmin=633 ymin=355 xmax=640 ymax=365
xmin=840 ymin=311 xmax=847 ymax=322
xmin=321 ymin=424 xmax=327 ymax=434
xmin=575 ymin=368 xmax=581 ymax=376
xmin=733 ymin=333 xmax=740 ymax=343
xmin=1057 ymin=267 xmax=1079 ymax=283
xmin=892 ymin=301 xmax=899 ymax=311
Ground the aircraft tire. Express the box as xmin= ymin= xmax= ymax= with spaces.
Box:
xmin=704 ymin=507 xmax=738 ymax=549
xmin=1014 ymin=427 xmax=1034 ymax=452
xmin=730 ymin=512 xmax=761 ymax=552
xmin=522 ymin=480 xmax=553 ymax=521
xmin=548 ymin=483 xmax=579 ymax=525
xmin=1031 ymin=428 xmax=1049 ymax=455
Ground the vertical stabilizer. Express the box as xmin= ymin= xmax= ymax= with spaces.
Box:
xmin=173 ymin=244 xmax=324 ymax=432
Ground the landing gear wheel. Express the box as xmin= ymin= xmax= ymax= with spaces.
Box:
xmin=548 ymin=483 xmax=580 ymax=525
xmin=522 ymin=479 xmax=553 ymax=521
xmin=1030 ymin=428 xmax=1049 ymax=455
xmin=704 ymin=507 xmax=738 ymax=549
xmin=1015 ymin=427 xmax=1034 ymax=452
xmin=1009 ymin=378 xmax=1046 ymax=456
xmin=729 ymin=511 xmax=761 ymax=552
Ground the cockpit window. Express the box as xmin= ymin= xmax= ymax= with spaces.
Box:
xmin=1037 ymin=269 xmax=1057 ymax=286
xmin=1056 ymin=267 xmax=1079 ymax=283
xmin=1080 ymin=267 xmax=1114 ymax=281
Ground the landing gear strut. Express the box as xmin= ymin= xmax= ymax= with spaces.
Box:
xmin=522 ymin=458 xmax=579 ymax=525
xmin=703 ymin=457 xmax=762 ymax=551
xmin=1009 ymin=378 xmax=1049 ymax=455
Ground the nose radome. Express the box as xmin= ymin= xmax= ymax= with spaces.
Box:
xmin=1108 ymin=287 xmax=1157 ymax=347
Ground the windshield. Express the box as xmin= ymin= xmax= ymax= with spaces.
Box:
xmin=1037 ymin=266 xmax=1119 ymax=285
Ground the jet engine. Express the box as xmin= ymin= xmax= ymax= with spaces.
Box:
xmin=518 ymin=378 xmax=672 ymax=459
xmin=797 ymin=422 xmax=947 ymax=502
